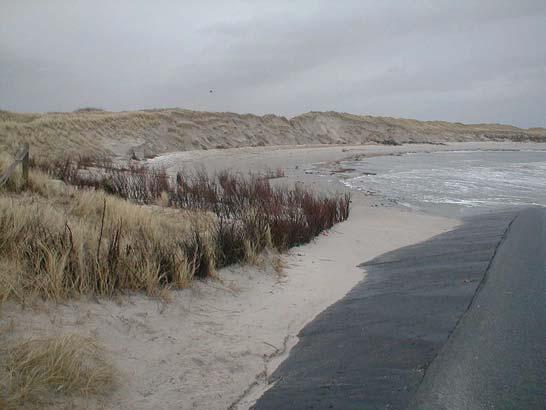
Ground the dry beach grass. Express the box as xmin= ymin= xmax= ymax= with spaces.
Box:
xmin=0 ymin=332 xmax=115 ymax=410
xmin=1 ymin=109 xmax=544 ymax=161
xmin=0 ymin=149 xmax=350 ymax=407
xmin=1 ymin=152 xmax=349 ymax=302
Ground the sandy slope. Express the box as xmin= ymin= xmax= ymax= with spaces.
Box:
xmin=1 ymin=108 xmax=544 ymax=160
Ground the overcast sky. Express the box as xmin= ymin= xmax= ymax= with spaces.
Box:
xmin=1 ymin=1 xmax=545 ymax=127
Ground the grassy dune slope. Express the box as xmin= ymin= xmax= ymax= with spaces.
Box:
xmin=0 ymin=152 xmax=349 ymax=303
xmin=1 ymin=109 xmax=544 ymax=160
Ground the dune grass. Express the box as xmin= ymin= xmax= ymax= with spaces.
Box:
xmin=37 ymin=157 xmax=350 ymax=255
xmin=1 ymin=154 xmax=217 ymax=301
xmin=0 ymin=148 xmax=350 ymax=408
xmin=2 ymin=109 xmax=543 ymax=164
xmin=0 ymin=191 xmax=215 ymax=302
xmin=0 ymin=153 xmax=350 ymax=302
xmin=0 ymin=333 xmax=115 ymax=409
xmin=0 ymin=109 xmax=169 ymax=161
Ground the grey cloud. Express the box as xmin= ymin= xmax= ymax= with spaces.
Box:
xmin=0 ymin=0 xmax=545 ymax=127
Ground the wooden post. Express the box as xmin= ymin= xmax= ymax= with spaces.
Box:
xmin=21 ymin=142 xmax=29 ymax=188
xmin=0 ymin=143 xmax=30 ymax=188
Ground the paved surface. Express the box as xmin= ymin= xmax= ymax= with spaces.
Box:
xmin=411 ymin=207 xmax=545 ymax=410
xmin=252 ymin=209 xmax=545 ymax=409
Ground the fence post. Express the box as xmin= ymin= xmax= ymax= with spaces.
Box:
xmin=0 ymin=143 xmax=30 ymax=189
xmin=22 ymin=142 xmax=29 ymax=188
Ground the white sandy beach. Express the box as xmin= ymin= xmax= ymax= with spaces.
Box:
xmin=5 ymin=141 xmax=543 ymax=409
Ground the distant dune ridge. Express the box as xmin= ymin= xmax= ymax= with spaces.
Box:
xmin=0 ymin=109 xmax=544 ymax=159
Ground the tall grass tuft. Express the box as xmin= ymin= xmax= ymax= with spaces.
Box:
xmin=0 ymin=333 xmax=115 ymax=409
xmin=0 ymin=191 xmax=215 ymax=300
xmin=1 ymin=154 xmax=350 ymax=301
xmin=36 ymin=156 xmax=350 ymax=263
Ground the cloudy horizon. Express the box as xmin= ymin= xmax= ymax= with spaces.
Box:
xmin=1 ymin=0 xmax=545 ymax=128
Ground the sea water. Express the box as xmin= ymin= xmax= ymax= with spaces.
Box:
xmin=336 ymin=150 xmax=546 ymax=216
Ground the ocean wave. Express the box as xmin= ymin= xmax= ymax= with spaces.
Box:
xmin=333 ymin=150 xmax=546 ymax=211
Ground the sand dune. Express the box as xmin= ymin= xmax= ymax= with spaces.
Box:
xmin=1 ymin=109 xmax=544 ymax=160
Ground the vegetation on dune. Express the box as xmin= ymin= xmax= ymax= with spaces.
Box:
xmin=1 ymin=151 xmax=350 ymax=407
xmin=0 ymin=332 xmax=115 ymax=409
xmin=0 ymin=110 xmax=163 ymax=159
xmin=0 ymin=192 xmax=215 ymax=302
xmin=1 ymin=109 xmax=544 ymax=163
xmin=0 ymin=153 xmax=350 ymax=302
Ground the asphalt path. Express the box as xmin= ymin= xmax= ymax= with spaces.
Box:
xmin=252 ymin=208 xmax=544 ymax=409
xmin=410 ymin=207 xmax=545 ymax=409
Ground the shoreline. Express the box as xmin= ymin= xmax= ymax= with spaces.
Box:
xmin=147 ymin=141 xmax=545 ymax=172
xmin=149 ymin=140 xmax=545 ymax=219
xmin=4 ymin=141 xmax=543 ymax=409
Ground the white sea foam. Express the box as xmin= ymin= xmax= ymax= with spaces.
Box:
xmin=334 ymin=150 xmax=546 ymax=213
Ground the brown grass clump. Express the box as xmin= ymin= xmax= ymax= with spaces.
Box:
xmin=178 ymin=169 xmax=350 ymax=252
xmin=0 ymin=333 xmax=115 ymax=409
xmin=1 ymin=151 xmax=349 ymax=302
xmin=0 ymin=192 xmax=215 ymax=301
xmin=34 ymin=157 xmax=350 ymax=263
xmin=0 ymin=153 xmax=217 ymax=301
xmin=0 ymin=153 xmax=66 ymax=198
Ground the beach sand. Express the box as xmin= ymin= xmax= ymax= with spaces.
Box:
xmin=5 ymin=142 xmax=538 ymax=409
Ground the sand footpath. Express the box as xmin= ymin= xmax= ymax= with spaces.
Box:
xmin=9 ymin=142 xmax=536 ymax=409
